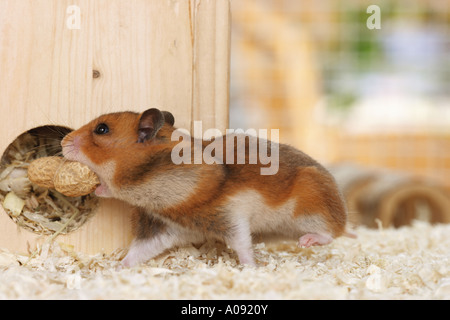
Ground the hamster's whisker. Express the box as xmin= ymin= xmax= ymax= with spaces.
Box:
xmin=27 ymin=135 xmax=66 ymax=142
xmin=13 ymin=144 xmax=62 ymax=156
xmin=33 ymin=125 xmax=72 ymax=138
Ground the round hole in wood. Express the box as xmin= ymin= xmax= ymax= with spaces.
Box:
xmin=0 ymin=125 xmax=99 ymax=235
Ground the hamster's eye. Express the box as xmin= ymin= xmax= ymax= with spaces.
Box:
xmin=94 ymin=123 xmax=109 ymax=135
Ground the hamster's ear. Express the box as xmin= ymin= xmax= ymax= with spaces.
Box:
xmin=162 ymin=111 xmax=175 ymax=126
xmin=138 ymin=108 xmax=165 ymax=143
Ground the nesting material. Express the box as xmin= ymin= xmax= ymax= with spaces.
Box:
xmin=0 ymin=221 xmax=448 ymax=299
xmin=2 ymin=192 xmax=25 ymax=217
xmin=28 ymin=157 xmax=100 ymax=197
xmin=0 ymin=128 xmax=98 ymax=235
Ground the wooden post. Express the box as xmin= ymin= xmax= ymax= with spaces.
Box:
xmin=0 ymin=0 xmax=230 ymax=254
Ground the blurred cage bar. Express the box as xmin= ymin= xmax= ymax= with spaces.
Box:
xmin=229 ymin=0 xmax=450 ymax=227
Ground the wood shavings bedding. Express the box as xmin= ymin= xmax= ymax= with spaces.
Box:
xmin=0 ymin=221 xmax=449 ymax=300
xmin=0 ymin=128 xmax=98 ymax=235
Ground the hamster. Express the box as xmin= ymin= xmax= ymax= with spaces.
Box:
xmin=61 ymin=108 xmax=352 ymax=267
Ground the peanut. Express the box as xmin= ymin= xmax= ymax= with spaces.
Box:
xmin=28 ymin=157 xmax=99 ymax=197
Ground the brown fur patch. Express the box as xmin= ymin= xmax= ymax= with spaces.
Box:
xmin=131 ymin=207 xmax=167 ymax=239
xmin=292 ymin=166 xmax=347 ymax=236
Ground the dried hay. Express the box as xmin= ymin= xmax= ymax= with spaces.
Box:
xmin=0 ymin=127 xmax=98 ymax=235
xmin=0 ymin=221 xmax=449 ymax=299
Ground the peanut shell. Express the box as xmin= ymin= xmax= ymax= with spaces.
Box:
xmin=27 ymin=156 xmax=64 ymax=188
xmin=54 ymin=161 xmax=100 ymax=197
xmin=28 ymin=157 xmax=100 ymax=197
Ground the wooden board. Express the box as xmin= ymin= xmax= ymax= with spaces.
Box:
xmin=0 ymin=0 xmax=230 ymax=254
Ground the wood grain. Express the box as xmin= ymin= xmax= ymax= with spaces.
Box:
xmin=0 ymin=0 xmax=230 ymax=254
